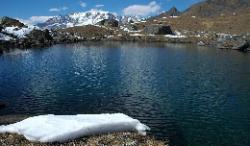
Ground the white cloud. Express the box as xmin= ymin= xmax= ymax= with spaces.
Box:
xmin=95 ymin=4 xmax=104 ymax=8
xmin=17 ymin=16 xmax=54 ymax=24
xmin=49 ymin=6 xmax=68 ymax=12
xmin=123 ymin=1 xmax=161 ymax=16
xmin=80 ymin=1 xmax=87 ymax=8
xmin=49 ymin=8 xmax=60 ymax=12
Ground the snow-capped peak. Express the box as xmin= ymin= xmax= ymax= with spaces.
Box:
xmin=37 ymin=9 xmax=118 ymax=29
xmin=69 ymin=9 xmax=117 ymax=26
xmin=37 ymin=9 xmax=145 ymax=29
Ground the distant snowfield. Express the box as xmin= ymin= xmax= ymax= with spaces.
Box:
xmin=37 ymin=9 xmax=143 ymax=29
xmin=0 ymin=113 xmax=149 ymax=143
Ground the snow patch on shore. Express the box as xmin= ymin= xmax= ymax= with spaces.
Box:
xmin=164 ymin=31 xmax=187 ymax=38
xmin=165 ymin=33 xmax=186 ymax=38
xmin=0 ymin=113 xmax=149 ymax=143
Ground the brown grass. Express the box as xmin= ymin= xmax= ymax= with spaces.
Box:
xmin=0 ymin=132 xmax=167 ymax=146
xmin=139 ymin=8 xmax=250 ymax=35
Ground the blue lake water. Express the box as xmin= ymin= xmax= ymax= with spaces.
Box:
xmin=0 ymin=42 xmax=250 ymax=146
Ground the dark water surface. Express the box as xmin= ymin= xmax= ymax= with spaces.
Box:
xmin=1 ymin=42 xmax=250 ymax=146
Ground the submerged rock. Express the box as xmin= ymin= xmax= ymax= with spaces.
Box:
xmin=238 ymin=41 xmax=250 ymax=52
xmin=144 ymin=25 xmax=173 ymax=35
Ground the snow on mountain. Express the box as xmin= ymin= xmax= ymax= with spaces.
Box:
xmin=70 ymin=9 xmax=117 ymax=26
xmin=119 ymin=15 xmax=144 ymax=24
xmin=36 ymin=15 xmax=74 ymax=29
xmin=37 ymin=9 xmax=117 ymax=29
xmin=37 ymin=9 xmax=144 ymax=29
xmin=3 ymin=25 xmax=38 ymax=39
xmin=0 ymin=17 xmax=39 ymax=41
xmin=0 ymin=33 xmax=13 ymax=41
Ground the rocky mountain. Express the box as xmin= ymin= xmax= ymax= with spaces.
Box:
xmin=183 ymin=0 xmax=250 ymax=17
xmin=158 ymin=7 xmax=181 ymax=18
xmin=0 ymin=17 xmax=37 ymax=40
xmin=0 ymin=17 xmax=53 ymax=50
xmin=0 ymin=17 xmax=25 ymax=28
xmin=146 ymin=0 xmax=250 ymax=34
xmin=148 ymin=7 xmax=181 ymax=21
xmin=37 ymin=9 xmax=143 ymax=29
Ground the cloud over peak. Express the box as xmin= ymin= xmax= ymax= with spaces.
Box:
xmin=17 ymin=16 xmax=54 ymax=24
xmin=80 ymin=1 xmax=87 ymax=8
xmin=123 ymin=1 xmax=161 ymax=16
xmin=95 ymin=4 xmax=104 ymax=8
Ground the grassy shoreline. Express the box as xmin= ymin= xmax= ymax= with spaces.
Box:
xmin=0 ymin=132 xmax=167 ymax=146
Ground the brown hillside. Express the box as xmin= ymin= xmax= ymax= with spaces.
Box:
xmin=183 ymin=0 xmax=250 ymax=17
xmin=147 ymin=0 xmax=250 ymax=34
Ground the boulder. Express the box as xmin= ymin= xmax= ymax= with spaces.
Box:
xmin=238 ymin=41 xmax=250 ymax=52
xmin=26 ymin=29 xmax=53 ymax=46
xmin=143 ymin=25 xmax=173 ymax=35
xmin=97 ymin=19 xmax=119 ymax=27
xmin=0 ymin=17 xmax=25 ymax=28
xmin=197 ymin=41 xmax=206 ymax=46
xmin=127 ymin=24 xmax=138 ymax=31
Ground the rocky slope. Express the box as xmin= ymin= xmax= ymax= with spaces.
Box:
xmin=183 ymin=0 xmax=250 ymax=17
xmin=147 ymin=0 xmax=250 ymax=34
xmin=0 ymin=17 xmax=53 ymax=51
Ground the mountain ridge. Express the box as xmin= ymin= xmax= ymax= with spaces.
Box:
xmin=182 ymin=0 xmax=250 ymax=17
xmin=37 ymin=9 xmax=143 ymax=29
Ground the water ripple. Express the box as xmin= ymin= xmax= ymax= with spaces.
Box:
xmin=1 ymin=42 xmax=250 ymax=146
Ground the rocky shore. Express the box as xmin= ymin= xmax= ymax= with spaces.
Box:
xmin=1 ymin=16 xmax=249 ymax=53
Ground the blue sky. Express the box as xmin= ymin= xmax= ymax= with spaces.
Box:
xmin=0 ymin=0 xmax=200 ymax=23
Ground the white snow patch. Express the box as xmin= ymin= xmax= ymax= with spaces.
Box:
xmin=165 ymin=32 xmax=186 ymax=38
xmin=2 ymin=25 xmax=37 ymax=38
xmin=0 ymin=113 xmax=149 ymax=143
xmin=0 ymin=33 xmax=14 ymax=41
xmin=120 ymin=25 xmax=142 ymax=33
xmin=165 ymin=34 xmax=186 ymax=38
xmin=130 ymin=33 xmax=144 ymax=36
xmin=171 ymin=16 xmax=179 ymax=18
